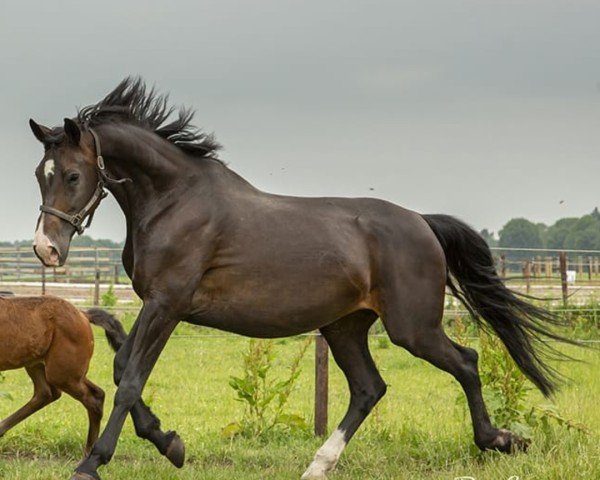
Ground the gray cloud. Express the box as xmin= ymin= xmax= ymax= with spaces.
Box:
xmin=1 ymin=0 xmax=599 ymax=241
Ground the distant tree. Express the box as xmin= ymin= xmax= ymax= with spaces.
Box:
xmin=545 ymin=217 xmax=578 ymax=249
xmin=479 ymin=229 xmax=498 ymax=247
xmin=72 ymin=235 xmax=123 ymax=249
xmin=564 ymin=213 xmax=600 ymax=250
xmin=498 ymin=218 xmax=544 ymax=249
xmin=0 ymin=236 xmax=124 ymax=249
xmin=535 ymin=222 xmax=548 ymax=248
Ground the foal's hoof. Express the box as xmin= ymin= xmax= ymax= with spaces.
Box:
xmin=165 ymin=431 xmax=186 ymax=468
xmin=489 ymin=429 xmax=530 ymax=453
xmin=70 ymin=472 xmax=100 ymax=480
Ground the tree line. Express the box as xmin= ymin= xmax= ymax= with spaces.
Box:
xmin=481 ymin=208 xmax=600 ymax=250
xmin=0 ymin=235 xmax=123 ymax=249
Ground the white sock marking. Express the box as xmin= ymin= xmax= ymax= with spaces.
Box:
xmin=301 ymin=429 xmax=347 ymax=479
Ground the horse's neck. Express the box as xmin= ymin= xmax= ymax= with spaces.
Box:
xmin=99 ymin=123 xmax=257 ymax=224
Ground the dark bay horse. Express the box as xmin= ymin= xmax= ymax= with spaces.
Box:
xmin=30 ymin=78 xmax=572 ymax=480
xmin=0 ymin=296 xmax=124 ymax=455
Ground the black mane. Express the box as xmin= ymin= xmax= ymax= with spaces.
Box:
xmin=77 ymin=77 xmax=221 ymax=159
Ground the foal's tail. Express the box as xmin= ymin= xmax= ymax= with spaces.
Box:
xmin=422 ymin=214 xmax=577 ymax=397
xmin=85 ymin=308 xmax=128 ymax=352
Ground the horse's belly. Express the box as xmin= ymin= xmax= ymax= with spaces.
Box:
xmin=189 ymin=267 xmax=368 ymax=337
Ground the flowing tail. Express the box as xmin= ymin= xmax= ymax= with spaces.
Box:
xmin=85 ymin=308 xmax=128 ymax=352
xmin=423 ymin=214 xmax=577 ymax=397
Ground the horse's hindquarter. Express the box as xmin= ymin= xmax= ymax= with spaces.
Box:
xmin=0 ymin=298 xmax=54 ymax=370
xmin=189 ymin=195 xmax=444 ymax=337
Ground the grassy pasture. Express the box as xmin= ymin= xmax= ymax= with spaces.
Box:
xmin=0 ymin=321 xmax=598 ymax=480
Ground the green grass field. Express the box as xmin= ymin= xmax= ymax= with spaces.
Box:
xmin=0 ymin=322 xmax=598 ymax=480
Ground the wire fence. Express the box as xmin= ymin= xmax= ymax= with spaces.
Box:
xmin=2 ymin=246 xmax=599 ymax=437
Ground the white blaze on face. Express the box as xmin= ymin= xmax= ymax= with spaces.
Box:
xmin=301 ymin=429 xmax=347 ymax=480
xmin=43 ymin=159 xmax=55 ymax=180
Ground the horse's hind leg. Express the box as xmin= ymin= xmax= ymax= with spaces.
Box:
xmin=384 ymin=305 xmax=526 ymax=452
xmin=302 ymin=310 xmax=386 ymax=480
xmin=0 ymin=364 xmax=61 ymax=437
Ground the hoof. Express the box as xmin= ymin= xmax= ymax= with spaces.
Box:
xmin=165 ymin=432 xmax=185 ymax=468
xmin=489 ymin=429 xmax=530 ymax=453
xmin=301 ymin=471 xmax=328 ymax=480
xmin=301 ymin=463 xmax=331 ymax=480
xmin=70 ymin=472 xmax=100 ymax=480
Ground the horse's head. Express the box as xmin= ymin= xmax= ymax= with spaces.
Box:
xmin=30 ymin=118 xmax=103 ymax=266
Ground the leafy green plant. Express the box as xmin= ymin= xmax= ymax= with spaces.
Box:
xmin=223 ymin=336 xmax=312 ymax=438
xmin=101 ymin=284 xmax=118 ymax=307
xmin=477 ymin=330 xmax=588 ymax=440
xmin=449 ymin=314 xmax=588 ymax=441
xmin=556 ymin=300 xmax=600 ymax=339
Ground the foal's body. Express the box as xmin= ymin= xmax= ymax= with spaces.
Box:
xmin=29 ymin=79 xmax=571 ymax=480
xmin=0 ymin=296 xmax=103 ymax=453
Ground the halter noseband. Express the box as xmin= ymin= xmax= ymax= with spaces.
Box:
xmin=39 ymin=128 xmax=129 ymax=235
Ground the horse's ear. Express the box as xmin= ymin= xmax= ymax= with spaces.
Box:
xmin=29 ymin=119 xmax=51 ymax=144
xmin=63 ymin=118 xmax=81 ymax=145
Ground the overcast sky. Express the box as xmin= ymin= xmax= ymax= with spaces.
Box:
xmin=1 ymin=1 xmax=599 ymax=242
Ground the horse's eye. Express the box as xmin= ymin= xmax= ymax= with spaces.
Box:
xmin=67 ymin=172 xmax=80 ymax=184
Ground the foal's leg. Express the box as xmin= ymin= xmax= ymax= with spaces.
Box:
xmin=0 ymin=364 xmax=61 ymax=437
xmin=72 ymin=301 xmax=179 ymax=480
xmin=302 ymin=310 xmax=387 ymax=480
xmin=112 ymin=322 xmax=185 ymax=467
xmin=56 ymin=378 xmax=105 ymax=456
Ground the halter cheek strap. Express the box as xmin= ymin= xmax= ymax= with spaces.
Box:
xmin=38 ymin=128 xmax=130 ymax=235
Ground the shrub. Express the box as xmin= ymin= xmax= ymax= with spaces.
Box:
xmin=223 ymin=336 xmax=312 ymax=438
xmin=449 ymin=315 xmax=588 ymax=441
xmin=101 ymin=284 xmax=118 ymax=307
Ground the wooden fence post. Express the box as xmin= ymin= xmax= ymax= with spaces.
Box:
xmin=16 ymin=245 xmax=21 ymax=281
xmin=94 ymin=269 xmax=101 ymax=306
xmin=523 ymin=260 xmax=531 ymax=294
xmin=578 ymin=256 xmax=584 ymax=276
xmin=41 ymin=266 xmax=46 ymax=295
xmin=500 ymin=255 xmax=506 ymax=279
xmin=589 ymin=256 xmax=594 ymax=281
xmin=534 ymin=256 xmax=541 ymax=277
xmin=114 ymin=263 xmax=120 ymax=285
xmin=559 ymin=252 xmax=568 ymax=307
xmin=314 ymin=333 xmax=329 ymax=437
xmin=545 ymin=256 xmax=552 ymax=278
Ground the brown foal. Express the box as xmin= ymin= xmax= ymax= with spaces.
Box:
xmin=0 ymin=295 xmax=123 ymax=455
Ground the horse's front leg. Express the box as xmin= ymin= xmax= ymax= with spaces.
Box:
xmin=112 ymin=320 xmax=185 ymax=468
xmin=71 ymin=298 xmax=179 ymax=480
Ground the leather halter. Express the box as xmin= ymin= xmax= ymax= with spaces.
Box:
xmin=39 ymin=128 xmax=129 ymax=235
